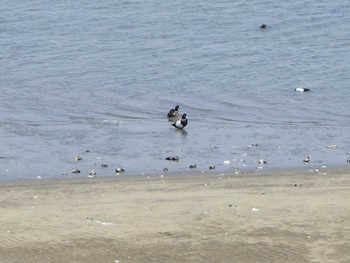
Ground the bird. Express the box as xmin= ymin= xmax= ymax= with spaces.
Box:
xmin=295 ymin=86 xmax=310 ymax=92
xmin=260 ymin=24 xmax=267 ymax=29
xmin=303 ymin=155 xmax=311 ymax=163
xmin=172 ymin=113 xmax=188 ymax=129
xmin=167 ymin=105 xmax=180 ymax=118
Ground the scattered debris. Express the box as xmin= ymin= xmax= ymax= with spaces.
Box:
xmin=325 ymin=144 xmax=337 ymax=149
xmin=86 ymin=217 xmax=114 ymax=226
xmin=247 ymin=143 xmax=259 ymax=149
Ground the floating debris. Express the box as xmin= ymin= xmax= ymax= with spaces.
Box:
xmin=116 ymin=167 xmax=125 ymax=173
xmin=74 ymin=156 xmax=83 ymax=161
xmin=325 ymin=144 xmax=337 ymax=149
xmin=258 ymin=159 xmax=267 ymax=165
xmin=209 ymin=165 xmax=216 ymax=170
xmin=247 ymin=143 xmax=259 ymax=149
xmin=303 ymin=155 xmax=311 ymax=163
xmin=165 ymin=156 xmax=180 ymax=161
xmin=189 ymin=164 xmax=197 ymax=169
xmin=72 ymin=169 xmax=80 ymax=174
xmin=100 ymin=164 xmax=108 ymax=168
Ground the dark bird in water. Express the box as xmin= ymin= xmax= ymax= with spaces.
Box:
xmin=172 ymin=113 xmax=188 ymax=129
xmin=260 ymin=24 xmax=267 ymax=29
xmin=167 ymin=105 xmax=180 ymax=118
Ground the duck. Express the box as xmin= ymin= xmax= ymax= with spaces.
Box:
xmin=172 ymin=113 xmax=188 ymax=129
xmin=303 ymin=155 xmax=311 ymax=163
xmin=260 ymin=24 xmax=267 ymax=29
xmin=167 ymin=105 xmax=180 ymax=118
xmin=295 ymin=86 xmax=310 ymax=92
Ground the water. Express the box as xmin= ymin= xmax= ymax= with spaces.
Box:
xmin=1 ymin=0 xmax=350 ymax=180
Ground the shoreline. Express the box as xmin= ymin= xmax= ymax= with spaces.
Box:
xmin=1 ymin=164 xmax=349 ymax=184
xmin=1 ymin=168 xmax=349 ymax=262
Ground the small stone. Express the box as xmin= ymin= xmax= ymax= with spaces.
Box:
xmin=72 ymin=169 xmax=80 ymax=174
xmin=116 ymin=167 xmax=125 ymax=173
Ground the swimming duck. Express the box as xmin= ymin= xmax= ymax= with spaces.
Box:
xmin=260 ymin=24 xmax=267 ymax=29
xmin=167 ymin=105 xmax=180 ymax=118
xmin=295 ymin=86 xmax=310 ymax=92
xmin=303 ymin=155 xmax=311 ymax=163
xmin=172 ymin=113 xmax=188 ymax=129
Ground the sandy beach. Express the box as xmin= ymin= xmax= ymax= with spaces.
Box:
xmin=0 ymin=169 xmax=349 ymax=263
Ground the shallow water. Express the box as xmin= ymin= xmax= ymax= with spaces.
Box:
xmin=1 ymin=0 xmax=349 ymax=179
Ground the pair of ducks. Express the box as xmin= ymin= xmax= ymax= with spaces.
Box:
xmin=167 ymin=105 xmax=188 ymax=129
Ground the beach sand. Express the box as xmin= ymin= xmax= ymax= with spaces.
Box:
xmin=0 ymin=169 xmax=349 ymax=263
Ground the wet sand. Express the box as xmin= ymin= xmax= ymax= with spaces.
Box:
xmin=0 ymin=169 xmax=349 ymax=263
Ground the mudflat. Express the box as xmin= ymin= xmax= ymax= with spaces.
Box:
xmin=0 ymin=169 xmax=349 ymax=263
